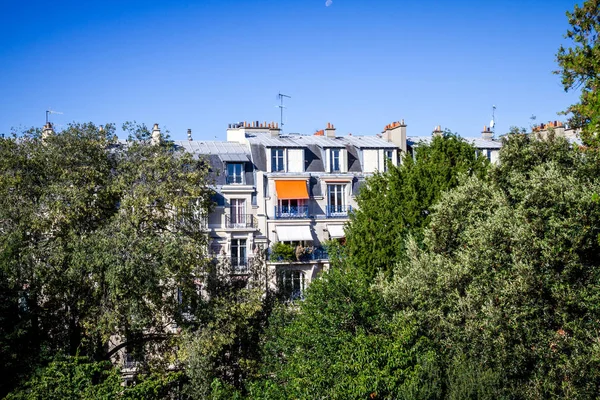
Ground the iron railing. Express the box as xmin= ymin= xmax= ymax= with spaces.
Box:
xmin=268 ymin=246 xmax=329 ymax=262
xmin=325 ymin=205 xmax=352 ymax=218
xmin=274 ymin=205 xmax=309 ymax=219
xmin=225 ymin=213 xmax=257 ymax=229
xmin=226 ymin=175 xmax=244 ymax=185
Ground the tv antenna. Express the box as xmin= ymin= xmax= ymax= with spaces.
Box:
xmin=276 ymin=92 xmax=291 ymax=132
xmin=46 ymin=109 xmax=63 ymax=124
xmin=490 ymin=105 xmax=496 ymax=137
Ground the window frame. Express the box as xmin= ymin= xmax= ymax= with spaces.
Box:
xmin=226 ymin=162 xmax=244 ymax=184
xmin=271 ymin=148 xmax=285 ymax=172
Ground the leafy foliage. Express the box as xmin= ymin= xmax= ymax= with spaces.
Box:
xmin=248 ymin=267 xmax=442 ymax=400
xmin=345 ymin=132 xmax=488 ymax=279
xmin=0 ymin=122 xmax=213 ymax=396
xmin=556 ymin=0 xmax=600 ymax=145
xmin=5 ymin=356 xmax=181 ymax=400
xmin=382 ymin=134 xmax=600 ymax=397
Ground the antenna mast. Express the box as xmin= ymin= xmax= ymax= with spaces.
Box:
xmin=277 ymin=92 xmax=291 ymax=132
xmin=45 ymin=109 xmax=63 ymax=124
xmin=490 ymin=105 xmax=496 ymax=137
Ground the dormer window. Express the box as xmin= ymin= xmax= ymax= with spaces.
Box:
xmin=226 ymin=163 xmax=244 ymax=184
xmin=330 ymin=149 xmax=341 ymax=172
xmin=271 ymin=148 xmax=284 ymax=172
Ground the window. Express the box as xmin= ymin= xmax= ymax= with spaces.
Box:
xmin=330 ymin=149 xmax=341 ymax=172
xmin=229 ymin=199 xmax=246 ymax=227
xmin=277 ymin=199 xmax=307 ymax=218
xmin=278 ymin=270 xmax=305 ymax=301
xmin=226 ymin=163 xmax=244 ymax=184
xmin=231 ymin=239 xmax=247 ymax=272
xmin=384 ymin=150 xmax=394 ymax=171
xmin=271 ymin=148 xmax=284 ymax=172
xmin=327 ymin=184 xmax=346 ymax=216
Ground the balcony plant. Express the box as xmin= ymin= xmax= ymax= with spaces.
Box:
xmin=271 ymin=242 xmax=295 ymax=262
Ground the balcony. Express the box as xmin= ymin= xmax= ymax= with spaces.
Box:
xmin=325 ymin=205 xmax=352 ymax=218
xmin=225 ymin=213 xmax=257 ymax=229
xmin=268 ymin=246 xmax=329 ymax=262
xmin=274 ymin=205 xmax=309 ymax=219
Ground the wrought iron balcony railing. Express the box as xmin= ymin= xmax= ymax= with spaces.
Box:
xmin=225 ymin=213 xmax=257 ymax=229
xmin=274 ymin=205 xmax=309 ymax=219
xmin=268 ymin=246 xmax=329 ymax=262
xmin=325 ymin=205 xmax=352 ymax=218
xmin=225 ymin=175 xmax=244 ymax=185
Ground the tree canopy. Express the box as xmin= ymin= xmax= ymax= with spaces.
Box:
xmin=556 ymin=0 xmax=600 ymax=145
xmin=345 ymin=132 xmax=489 ymax=280
xmin=0 ymin=122 xmax=213 ymax=396
xmin=383 ymin=133 xmax=600 ymax=397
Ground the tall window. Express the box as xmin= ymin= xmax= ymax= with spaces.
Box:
xmin=384 ymin=150 xmax=394 ymax=171
xmin=330 ymin=149 xmax=341 ymax=172
xmin=278 ymin=270 xmax=305 ymax=301
xmin=327 ymin=184 xmax=345 ymax=215
xmin=231 ymin=239 xmax=247 ymax=271
xmin=278 ymin=199 xmax=306 ymax=218
xmin=226 ymin=163 xmax=244 ymax=184
xmin=271 ymin=148 xmax=284 ymax=172
xmin=230 ymin=199 xmax=246 ymax=227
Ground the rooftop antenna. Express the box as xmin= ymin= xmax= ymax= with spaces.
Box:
xmin=45 ymin=108 xmax=63 ymax=124
xmin=277 ymin=92 xmax=291 ymax=132
xmin=490 ymin=105 xmax=496 ymax=137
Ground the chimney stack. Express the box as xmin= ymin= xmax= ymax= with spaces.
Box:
xmin=187 ymin=128 xmax=192 ymax=141
xmin=42 ymin=122 xmax=54 ymax=140
xmin=432 ymin=125 xmax=443 ymax=137
xmin=481 ymin=125 xmax=493 ymax=140
xmin=151 ymin=123 xmax=161 ymax=145
xmin=325 ymin=122 xmax=336 ymax=138
xmin=270 ymin=122 xmax=281 ymax=138
xmin=382 ymin=119 xmax=407 ymax=153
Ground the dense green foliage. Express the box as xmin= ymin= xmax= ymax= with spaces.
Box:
xmin=5 ymin=356 xmax=181 ymax=400
xmin=556 ymin=0 xmax=600 ymax=145
xmin=383 ymin=133 xmax=600 ymax=397
xmin=0 ymin=123 xmax=213 ymax=396
xmin=345 ymin=132 xmax=488 ymax=279
xmin=247 ymin=267 xmax=441 ymax=400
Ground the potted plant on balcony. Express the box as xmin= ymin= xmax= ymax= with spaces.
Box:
xmin=271 ymin=242 xmax=295 ymax=262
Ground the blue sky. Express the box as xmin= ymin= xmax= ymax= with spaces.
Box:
xmin=0 ymin=0 xmax=580 ymax=140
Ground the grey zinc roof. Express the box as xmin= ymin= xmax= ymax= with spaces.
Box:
xmin=172 ymin=140 xmax=250 ymax=155
xmin=246 ymin=132 xmax=347 ymax=148
xmin=342 ymin=135 xmax=398 ymax=149
xmin=407 ymin=136 xmax=502 ymax=150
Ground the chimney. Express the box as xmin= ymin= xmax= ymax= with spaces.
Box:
xmin=42 ymin=122 xmax=54 ymax=140
xmin=382 ymin=119 xmax=407 ymax=153
xmin=151 ymin=123 xmax=161 ymax=145
xmin=481 ymin=125 xmax=493 ymax=140
xmin=554 ymin=120 xmax=565 ymax=137
xmin=432 ymin=125 xmax=443 ymax=137
xmin=187 ymin=128 xmax=192 ymax=141
xmin=270 ymin=121 xmax=281 ymax=137
xmin=325 ymin=122 xmax=336 ymax=138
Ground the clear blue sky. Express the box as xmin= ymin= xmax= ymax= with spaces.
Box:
xmin=0 ymin=0 xmax=580 ymax=140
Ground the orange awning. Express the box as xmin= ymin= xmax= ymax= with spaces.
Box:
xmin=275 ymin=180 xmax=309 ymax=200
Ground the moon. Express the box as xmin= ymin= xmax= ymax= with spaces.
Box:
xmin=325 ymin=0 xmax=332 ymax=6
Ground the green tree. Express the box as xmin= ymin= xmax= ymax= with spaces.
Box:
xmin=382 ymin=134 xmax=600 ymax=397
xmin=247 ymin=267 xmax=442 ymax=400
xmin=0 ymin=122 xmax=213 ymax=395
xmin=556 ymin=0 xmax=600 ymax=145
xmin=345 ymin=132 xmax=488 ymax=280
xmin=5 ymin=355 xmax=181 ymax=400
